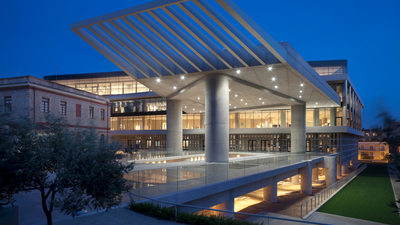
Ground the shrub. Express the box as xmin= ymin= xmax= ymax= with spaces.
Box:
xmin=128 ymin=200 xmax=261 ymax=225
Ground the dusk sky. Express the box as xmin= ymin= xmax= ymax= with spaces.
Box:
xmin=1 ymin=0 xmax=399 ymax=128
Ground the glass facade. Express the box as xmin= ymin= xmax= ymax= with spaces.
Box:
xmin=111 ymin=98 xmax=166 ymax=115
xmin=308 ymin=60 xmax=347 ymax=76
xmin=52 ymin=76 xmax=150 ymax=95
xmin=110 ymin=108 xmax=343 ymax=131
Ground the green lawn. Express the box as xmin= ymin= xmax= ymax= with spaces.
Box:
xmin=318 ymin=164 xmax=400 ymax=225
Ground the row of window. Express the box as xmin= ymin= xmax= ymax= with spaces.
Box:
xmin=3 ymin=96 xmax=105 ymax=120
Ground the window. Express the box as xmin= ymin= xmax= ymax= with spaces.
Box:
xmin=60 ymin=101 xmax=67 ymax=115
xmin=41 ymin=98 xmax=49 ymax=113
xmin=4 ymin=96 xmax=11 ymax=111
xmin=373 ymin=133 xmax=377 ymax=136
xmin=370 ymin=145 xmax=374 ymax=150
xmin=89 ymin=107 xmax=94 ymax=119
xmin=76 ymin=104 xmax=81 ymax=117
xmin=101 ymin=109 xmax=105 ymax=120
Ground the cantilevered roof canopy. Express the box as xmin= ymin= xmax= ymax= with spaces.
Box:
xmin=71 ymin=0 xmax=341 ymax=111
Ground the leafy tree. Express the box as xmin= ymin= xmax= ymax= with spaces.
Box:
xmin=0 ymin=111 xmax=36 ymax=207
xmin=378 ymin=108 xmax=400 ymax=154
xmin=0 ymin=113 xmax=134 ymax=225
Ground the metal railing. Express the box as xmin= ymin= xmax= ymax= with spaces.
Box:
xmin=300 ymin=164 xmax=367 ymax=219
xmin=127 ymin=192 xmax=328 ymax=225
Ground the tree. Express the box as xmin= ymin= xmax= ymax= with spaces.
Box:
xmin=378 ymin=108 xmax=400 ymax=154
xmin=0 ymin=113 xmax=134 ymax=225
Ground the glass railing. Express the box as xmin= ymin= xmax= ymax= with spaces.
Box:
xmin=124 ymin=152 xmax=330 ymax=201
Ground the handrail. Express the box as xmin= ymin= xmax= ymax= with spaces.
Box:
xmin=300 ymin=164 xmax=367 ymax=219
xmin=127 ymin=191 xmax=328 ymax=225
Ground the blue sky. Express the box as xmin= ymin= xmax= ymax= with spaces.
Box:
xmin=1 ymin=0 xmax=399 ymax=128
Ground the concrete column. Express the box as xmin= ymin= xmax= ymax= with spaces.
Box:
xmin=214 ymin=191 xmax=234 ymax=218
xmin=342 ymin=81 xmax=348 ymax=126
xmin=314 ymin=109 xmax=320 ymax=126
xmin=312 ymin=167 xmax=318 ymax=182
xmin=167 ymin=100 xmax=182 ymax=155
xmin=300 ymin=161 xmax=312 ymax=195
xmin=263 ymin=179 xmax=278 ymax=202
xmin=291 ymin=175 xmax=299 ymax=185
xmin=324 ymin=156 xmax=337 ymax=187
xmin=200 ymin=113 xmax=205 ymax=129
xmin=205 ymin=75 xmax=229 ymax=163
xmin=280 ymin=110 xmax=286 ymax=127
xmin=291 ymin=105 xmax=306 ymax=153
xmin=330 ymin=108 xmax=336 ymax=126
xmin=337 ymin=163 xmax=342 ymax=177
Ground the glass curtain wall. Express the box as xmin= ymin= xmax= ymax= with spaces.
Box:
xmin=111 ymin=108 xmax=342 ymax=131
xmin=55 ymin=76 xmax=150 ymax=95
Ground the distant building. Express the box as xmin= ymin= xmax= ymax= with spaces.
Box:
xmin=0 ymin=76 xmax=110 ymax=138
xmin=358 ymin=141 xmax=389 ymax=162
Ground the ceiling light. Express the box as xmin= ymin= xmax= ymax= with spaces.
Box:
xmin=235 ymin=94 xmax=237 ymax=97
xmin=274 ymin=85 xmax=278 ymax=89
xmin=181 ymin=75 xmax=185 ymax=80
xmin=197 ymin=97 xmax=200 ymax=100
xmin=193 ymin=109 xmax=195 ymax=111
xmin=262 ymin=102 xmax=264 ymax=104
xmin=241 ymin=99 xmax=243 ymax=101
xmin=300 ymin=83 xmax=304 ymax=87
xmin=299 ymin=96 xmax=302 ymax=98
xmin=234 ymin=107 xmax=236 ymax=109
xmin=236 ymin=69 xmax=240 ymax=74
xmin=314 ymin=106 xmax=316 ymax=107
xmin=331 ymin=105 xmax=333 ymax=107
xmin=156 ymin=78 xmax=160 ymax=83
xmin=200 ymin=111 xmax=202 ymax=113
xmin=259 ymin=98 xmax=261 ymax=100
xmin=229 ymin=89 xmax=231 ymax=92
xmin=268 ymin=66 xmax=272 ymax=71
xmin=316 ymin=102 xmax=318 ymax=104
xmin=229 ymin=103 xmax=231 ymax=106
xmin=185 ymin=106 xmax=187 ymax=108
xmin=173 ymin=86 xmax=176 ymax=90
xmin=300 ymin=90 xmax=302 ymax=93
xmin=272 ymin=77 xmax=276 ymax=81
xmin=245 ymin=103 xmax=248 ymax=105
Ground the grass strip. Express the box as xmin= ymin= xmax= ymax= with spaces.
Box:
xmin=318 ymin=164 xmax=400 ymax=225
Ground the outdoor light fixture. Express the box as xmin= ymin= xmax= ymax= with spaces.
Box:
xmin=300 ymin=83 xmax=304 ymax=87
xmin=274 ymin=85 xmax=278 ymax=88
xmin=185 ymin=106 xmax=187 ymax=108
xmin=173 ymin=86 xmax=176 ymax=89
xmin=241 ymin=99 xmax=243 ymax=101
xmin=316 ymin=102 xmax=318 ymax=104
xmin=268 ymin=66 xmax=272 ymax=71
xmin=299 ymin=96 xmax=302 ymax=98
xmin=262 ymin=102 xmax=264 ymax=104
xmin=157 ymin=78 xmax=160 ymax=83
xmin=193 ymin=108 xmax=195 ymax=111
xmin=197 ymin=97 xmax=200 ymax=100
xmin=235 ymin=94 xmax=237 ymax=97
xmin=259 ymin=98 xmax=261 ymax=100
xmin=234 ymin=107 xmax=236 ymax=109
xmin=181 ymin=75 xmax=185 ymax=80
xmin=314 ymin=106 xmax=316 ymax=107
xmin=272 ymin=77 xmax=276 ymax=81
xmin=236 ymin=69 xmax=240 ymax=74
xmin=300 ymin=90 xmax=302 ymax=93
xmin=229 ymin=89 xmax=231 ymax=92
xmin=229 ymin=103 xmax=231 ymax=106
xmin=245 ymin=103 xmax=247 ymax=105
